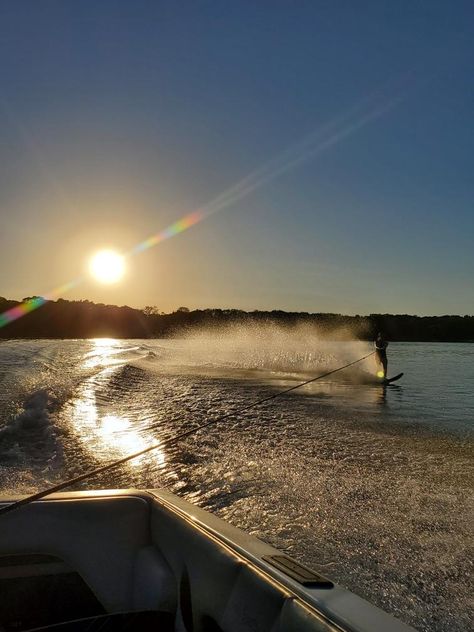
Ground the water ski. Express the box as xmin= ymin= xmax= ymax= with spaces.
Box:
xmin=381 ymin=372 xmax=404 ymax=385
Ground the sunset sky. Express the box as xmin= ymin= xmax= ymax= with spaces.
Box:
xmin=0 ymin=1 xmax=472 ymax=315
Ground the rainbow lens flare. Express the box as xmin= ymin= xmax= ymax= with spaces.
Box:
xmin=131 ymin=209 xmax=204 ymax=255
xmin=0 ymin=279 xmax=81 ymax=329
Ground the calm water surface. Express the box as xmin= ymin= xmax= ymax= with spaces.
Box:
xmin=0 ymin=336 xmax=472 ymax=632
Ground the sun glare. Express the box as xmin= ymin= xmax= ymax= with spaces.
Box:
xmin=89 ymin=250 xmax=125 ymax=284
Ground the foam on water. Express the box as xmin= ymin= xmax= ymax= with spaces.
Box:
xmin=0 ymin=335 xmax=472 ymax=631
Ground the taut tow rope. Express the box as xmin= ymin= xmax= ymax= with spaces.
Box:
xmin=0 ymin=351 xmax=374 ymax=516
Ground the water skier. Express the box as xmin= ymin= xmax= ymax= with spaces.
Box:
xmin=374 ymin=332 xmax=388 ymax=378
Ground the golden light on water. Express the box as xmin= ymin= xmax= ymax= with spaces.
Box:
xmin=71 ymin=376 xmax=165 ymax=468
xmin=98 ymin=414 xmax=165 ymax=467
xmin=67 ymin=339 xmax=167 ymax=469
xmin=89 ymin=249 xmax=125 ymax=284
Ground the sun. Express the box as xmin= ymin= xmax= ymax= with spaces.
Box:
xmin=89 ymin=249 xmax=126 ymax=284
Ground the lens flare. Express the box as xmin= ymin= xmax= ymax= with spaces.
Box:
xmin=131 ymin=210 xmax=204 ymax=255
xmin=0 ymin=279 xmax=81 ymax=329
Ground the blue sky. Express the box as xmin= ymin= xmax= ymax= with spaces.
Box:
xmin=0 ymin=1 xmax=472 ymax=314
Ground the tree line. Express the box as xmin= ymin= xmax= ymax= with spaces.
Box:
xmin=0 ymin=296 xmax=473 ymax=341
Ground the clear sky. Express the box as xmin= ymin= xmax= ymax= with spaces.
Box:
xmin=0 ymin=1 xmax=472 ymax=315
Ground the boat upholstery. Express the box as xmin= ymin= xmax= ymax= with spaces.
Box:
xmin=25 ymin=611 xmax=174 ymax=631
xmin=0 ymin=496 xmax=154 ymax=612
xmin=150 ymin=501 xmax=334 ymax=632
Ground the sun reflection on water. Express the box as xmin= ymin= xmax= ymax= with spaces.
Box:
xmin=70 ymin=380 xmax=165 ymax=467
xmin=68 ymin=340 xmax=166 ymax=468
xmin=98 ymin=414 xmax=165 ymax=467
xmin=83 ymin=338 xmax=140 ymax=369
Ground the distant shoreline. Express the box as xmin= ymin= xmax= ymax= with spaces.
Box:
xmin=1 ymin=297 xmax=473 ymax=342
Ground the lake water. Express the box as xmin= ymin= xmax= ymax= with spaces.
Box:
xmin=0 ymin=334 xmax=472 ymax=631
